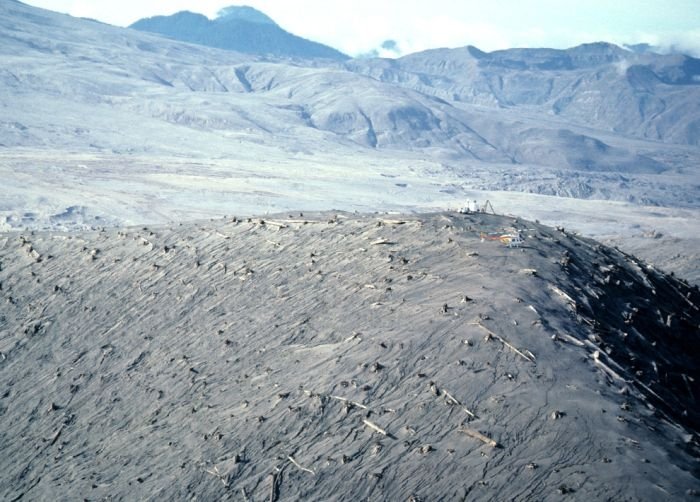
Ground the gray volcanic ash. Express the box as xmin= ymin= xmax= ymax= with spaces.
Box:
xmin=1 ymin=212 xmax=698 ymax=500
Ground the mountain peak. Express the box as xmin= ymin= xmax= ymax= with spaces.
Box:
xmin=566 ymin=41 xmax=626 ymax=55
xmin=216 ymin=5 xmax=277 ymax=26
xmin=129 ymin=6 xmax=347 ymax=60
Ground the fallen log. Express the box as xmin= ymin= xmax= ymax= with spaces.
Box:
xmin=477 ymin=323 xmax=536 ymax=363
xmin=458 ymin=427 xmax=499 ymax=448
xmin=442 ymin=388 xmax=477 ymax=419
xmin=330 ymin=395 xmax=368 ymax=410
xmin=288 ymin=455 xmax=315 ymax=475
xmin=363 ymin=419 xmax=389 ymax=437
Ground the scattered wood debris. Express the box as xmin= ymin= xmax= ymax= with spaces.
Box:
xmin=203 ymin=465 xmax=229 ymax=487
xmin=476 ymin=323 xmax=536 ymax=363
xmin=458 ymin=427 xmax=500 ymax=448
xmin=330 ymin=395 xmax=368 ymax=410
xmin=363 ymin=419 xmax=390 ymax=437
xmin=287 ymin=455 xmax=315 ymax=475
xmin=441 ymin=387 xmax=477 ymax=419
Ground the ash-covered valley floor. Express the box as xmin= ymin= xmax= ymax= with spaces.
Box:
xmin=0 ymin=212 xmax=698 ymax=501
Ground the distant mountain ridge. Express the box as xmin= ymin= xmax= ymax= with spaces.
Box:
xmin=346 ymin=42 xmax=700 ymax=146
xmin=129 ymin=5 xmax=348 ymax=61
xmin=2 ymin=0 xmax=700 ymax=211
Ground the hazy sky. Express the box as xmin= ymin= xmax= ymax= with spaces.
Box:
xmin=23 ymin=0 xmax=700 ymax=56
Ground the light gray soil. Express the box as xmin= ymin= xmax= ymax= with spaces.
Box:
xmin=0 ymin=212 xmax=698 ymax=500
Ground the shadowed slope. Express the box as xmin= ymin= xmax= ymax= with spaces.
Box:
xmin=0 ymin=212 xmax=698 ymax=500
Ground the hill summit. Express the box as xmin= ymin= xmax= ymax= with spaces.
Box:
xmin=129 ymin=5 xmax=348 ymax=60
xmin=216 ymin=5 xmax=277 ymax=25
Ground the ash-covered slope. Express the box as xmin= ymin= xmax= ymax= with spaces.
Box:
xmin=347 ymin=43 xmax=700 ymax=146
xmin=130 ymin=6 xmax=348 ymax=61
xmin=0 ymin=1 xmax=499 ymax=160
xmin=2 ymin=1 xmax=700 ymax=208
xmin=0 ymin=212 xmax=698 ymax=500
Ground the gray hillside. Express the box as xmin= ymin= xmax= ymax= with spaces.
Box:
xmin=347 ymin=43 xmax=700 ymax=146
xmin=1 ymin=0 xmax=699 ymax=283
xmin=0 ymin=212 xmax=698 ymax=500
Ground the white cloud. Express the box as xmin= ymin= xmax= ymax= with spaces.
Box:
xmin=613 ymin=59 xmax=633 ymax=76
xmin=659 ymin=29 xmax=700 ymax=57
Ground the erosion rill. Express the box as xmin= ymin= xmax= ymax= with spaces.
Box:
xmin=0 ymin=212 xmax=698 ymax=500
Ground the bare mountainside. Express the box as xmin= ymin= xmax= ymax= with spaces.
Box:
xmin=347 ymin=43 xmax=700 ymax=146
xmin=2 ymin=1 xmax=699 ymax=199
xmin=0 ymin=1 xmax=699 ymax=282
xmin=0 ymin=212 xmax=698 ymax=500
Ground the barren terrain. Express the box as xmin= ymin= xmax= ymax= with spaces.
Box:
xmin=1 ymin=2 xmax=699 ymax=500
xmin=1 ymin=212 xmax=698 ymax=500
xmin=1 ymin=1 xmax=699 ymax=283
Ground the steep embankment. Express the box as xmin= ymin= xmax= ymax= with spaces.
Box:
xmin=0 ymin=212 xmax=698 ymax=500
